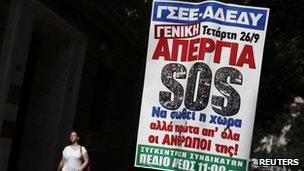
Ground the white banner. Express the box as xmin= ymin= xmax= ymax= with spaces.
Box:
xmin=135 ymin=1 xmax=269 ymax=170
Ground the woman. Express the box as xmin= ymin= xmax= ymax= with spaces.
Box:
xmin=57 ymin=131 xmax=89 ymax=171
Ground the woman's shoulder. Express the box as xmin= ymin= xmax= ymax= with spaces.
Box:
xmin=63 ymin=145 xmax=71 ymax=151
xmin=63 ymin=145 xmax=86 ymax=151
xmin=80 ymin=146 xmax=87 ymax=153
xmin=62 ymin=146 xmax=70 ymax=155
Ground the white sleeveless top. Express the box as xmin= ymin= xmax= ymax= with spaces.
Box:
xmin=62 ymin=146 xmax=87 ymax=171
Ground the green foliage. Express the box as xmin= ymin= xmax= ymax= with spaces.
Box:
xmin=250 ymin=0 xmax=304 ymax=158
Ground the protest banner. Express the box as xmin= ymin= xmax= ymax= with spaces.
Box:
xmin=135 ymin=0 xmax=269 ymax=170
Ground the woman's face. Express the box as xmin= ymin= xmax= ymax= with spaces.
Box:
xmin=69 ymin=132 xmax=79 ymax=143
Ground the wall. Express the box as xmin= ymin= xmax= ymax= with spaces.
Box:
xmin=0 ymin=0 xmax=17 ymax=170
xmin=0 ymin=0 xmax=87 ymax=170
xmin=37 ymin=1 xmax=147 ymax=170
xmin=73 ymin=41 xmax=145 ymax=170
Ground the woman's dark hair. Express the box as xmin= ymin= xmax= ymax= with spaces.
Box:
xmin=70 ymin=130 xmax=79 ymax=137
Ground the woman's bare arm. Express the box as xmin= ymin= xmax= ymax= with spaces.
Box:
xmin=79 ymin=152 xmax=89 ymax=171
xmin=57 ymin=155 xmax=64 ymax=171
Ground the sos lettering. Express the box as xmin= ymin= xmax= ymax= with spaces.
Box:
xmin=154 ymin=37 xmax=251 ymax=117
xmin=159 ymin=62 xmax=242 ymax=117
